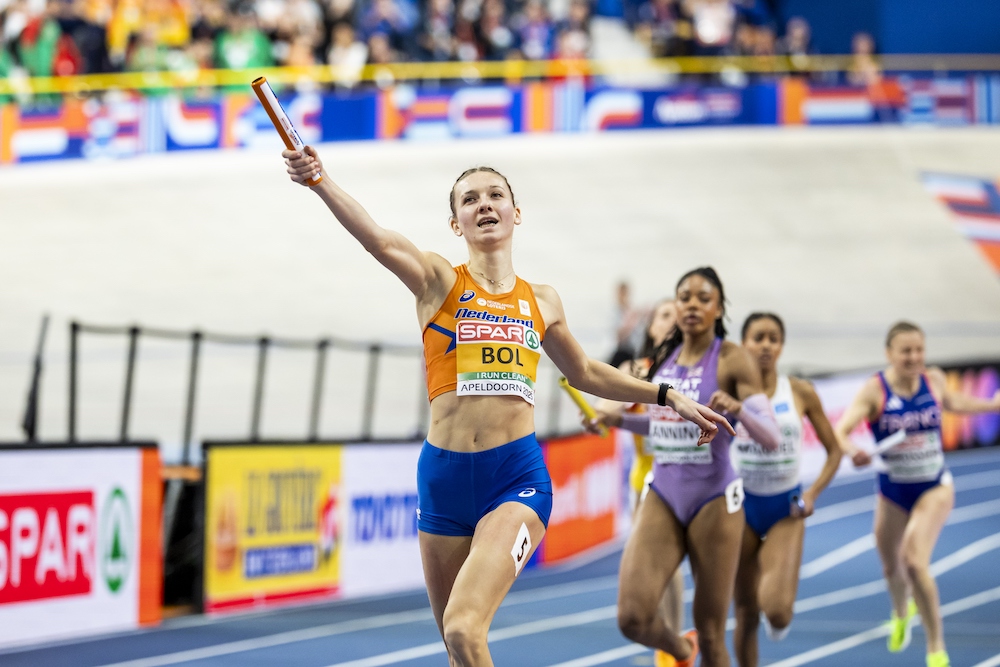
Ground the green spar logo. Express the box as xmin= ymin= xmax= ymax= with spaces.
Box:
xmin=525 ymin=329 xmax=540 ymax=351
xmin=102 ymin=488 xmax=134 ymax=593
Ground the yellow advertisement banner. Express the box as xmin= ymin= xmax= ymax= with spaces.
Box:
xmin=204 ymin=444 xmax=342 ymax=612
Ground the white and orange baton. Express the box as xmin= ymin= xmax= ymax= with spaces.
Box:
xmin=251 ymin=76 xmax=322 ymax=186
xmin=558 ymin=377 xmax=609 ymax=436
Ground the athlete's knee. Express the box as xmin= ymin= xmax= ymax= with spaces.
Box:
xmin=734 ymin=600 xmax=761 ymax=627
xmin=764 ymin=606 xmax=793 ymax=630
xmin=695 ymin=625 xmax=729 ymax=661
xmin=901 ymin=547 xmax=930 ymax=580
xmin=880 ymin=552 xmax=903 ymax=580
xmin=617 ymin=602 xmax=656 ymax=643
xmin=442 ymin=613 xmax=487 ymax=663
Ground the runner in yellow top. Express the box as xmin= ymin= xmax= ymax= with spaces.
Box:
xmin=282 ymin=146 xmax=734 ymax=667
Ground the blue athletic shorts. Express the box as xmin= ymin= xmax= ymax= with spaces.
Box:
xmin=744 ymin=485 xmax=802 ymax=538
xmin=416 ymin=433 xmax=553 ymax=537
xmin=878 ymin=470 xmax=949 ymax=514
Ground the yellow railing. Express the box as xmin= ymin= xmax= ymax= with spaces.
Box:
xmin=2 ymin=54 xmax=1000 ymax=96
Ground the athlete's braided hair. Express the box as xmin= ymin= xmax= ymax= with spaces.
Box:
xmin=449 ymin=167 xmax=516 ymax=218
xmin=646 ymin=267 xmax=728 ymax=381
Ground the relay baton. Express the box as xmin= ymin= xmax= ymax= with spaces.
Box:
xmin=871 ymin=429 xmax=906 ymax=456
xmin=558 ymin=377 xmax=609 ymax=436
xmin=251 ymin=76 xmax=322 ymax=186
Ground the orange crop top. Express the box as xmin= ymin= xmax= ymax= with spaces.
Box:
xmin=423 ymin=264 xmax=546 ymax=404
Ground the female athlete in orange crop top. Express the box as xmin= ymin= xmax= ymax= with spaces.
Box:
xmin=283 ymin=145 xmax=733 ymax=667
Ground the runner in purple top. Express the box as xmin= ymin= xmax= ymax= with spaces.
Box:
xmin=594 ymin=267 xmax=781 ymax=667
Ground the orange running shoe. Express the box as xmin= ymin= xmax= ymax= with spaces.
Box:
xmin=655 ymin=630 xmax=698 ymax=667
xmin=653 ymin=649 xmax=677 ymax=667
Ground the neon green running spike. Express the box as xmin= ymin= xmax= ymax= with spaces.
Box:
xmin=887 ymin=599 xmax=918 ymax=653
xmin=926 ymin=650 xmax=950 ymax=667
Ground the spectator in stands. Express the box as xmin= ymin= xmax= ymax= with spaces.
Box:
xmin=216 ymin=5 xmax=273 ymax=69
xmin=685 ymin=0 xmax=734 ymax=56
xmin=51 ymin=0 xmax=104 ymax=74
xmin=729 ymin=19 xmax=754 ymax=55
xmin=848 ymin=30 xmax=880 ymax=86
xmin=453 ymin=0 xmax=480 ymax=61
xmin=16 ymin=4 xmax=62 ymax=77
xmin=366 ymin=29 xmax=396 ymax=64
xmin=777 ymin=16 xmax=815 ymax=78
xmin=328 ymin=20 xmax=367 ymax=86
xmin=189 ymin=0 xmax=227 ymax=43
xmin=608 ymin=281 xmax=649 ymax=370
xmin=359 ymin=0 xmax=413 ymax=58
xmin=125 ymin=26 xmax=164 ymax=71
xmin=476 ymin=0 xmax=514 ymax=60
xmin=635 ymin=0 xmax=690 ymax=57
xmin=322 ymin=0 xmax=357 ymax=26
xmin=285 ymin=29 xmax=319 ymax=66
xmin=418 ymin=0 xmax=455 ymax=61
xmin=553 ymin=0 xmax=590 ymax=58
xmin=513 ymin=0 xmax=552 ymax=61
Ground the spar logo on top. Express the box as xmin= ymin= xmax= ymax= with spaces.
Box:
xmin=0 ymin=446 xmax=161 ymax=649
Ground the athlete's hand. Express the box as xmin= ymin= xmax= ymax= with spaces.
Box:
xmin=583 ymin=407 xmax=621 ymax=434
xmin=284 ymin=146 xmax=323 ymax=185
xmin=792 ymin=490 xmax=816 ymax=518
xmin=850 ymin=449 xmax=872 ymax=468
xmin=707 ymin=390 xmax=743 ymax=416
xmin=668 ymin=392 xmax=735 ymax=446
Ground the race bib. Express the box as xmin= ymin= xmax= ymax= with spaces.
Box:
xmin=882 ymin=431 xmax=945 ymax=483
xmin=725 ymin=477 xmax=745 ymax=514
xmin=455 ymin=320 xmax=541 ymax=404
xmin=648 ymin=406 xmax=712 ymax=465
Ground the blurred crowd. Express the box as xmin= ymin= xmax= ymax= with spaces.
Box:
xmin=0 ymin=0 xmax=882 ymax=86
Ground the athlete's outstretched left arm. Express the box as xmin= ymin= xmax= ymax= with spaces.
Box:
xmin=928 ymin=367 xmax=1000 ymax=414
xmin=793 ymin=378 xmax=843 ymax=517
xmin=534 ymin=284 xmax=734 ymax=445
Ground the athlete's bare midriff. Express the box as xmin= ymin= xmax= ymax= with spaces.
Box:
xmin=426 ymin=392 xmax=535 ymax=452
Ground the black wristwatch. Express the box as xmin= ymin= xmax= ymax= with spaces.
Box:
xmin=657 ymin=383 xmax=673 ymax=406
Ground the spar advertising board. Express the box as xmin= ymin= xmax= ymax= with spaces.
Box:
xmin=0 ymin=444 xmax=161 ymax=649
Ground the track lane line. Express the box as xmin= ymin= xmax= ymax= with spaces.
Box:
xmin=321 ymin=605 xmax=618 ymax=667
xmin=766 ymin=584 xmax=1000 ymax=667
xmin=89 ymin=577 xmax=619 ymax=667
xmin=799 ymin=497 xmax=1000 ymax=579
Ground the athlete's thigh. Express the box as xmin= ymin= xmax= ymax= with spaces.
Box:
xmin=757 ymin=517 xmax=805 ymax=602
xmin=902 ymin=483 xmax=954 ymax=565
xmin=420 ymin=531 xmax=473 ymax=634
xmin=733 ymin=525 xmax=762 ymax=609
xmin=687 ymin=496 xmax=745 ymax=622
xmin=443 ymin=501 xmax=546 ymax=627
xmin=619 ymin=490 xmax=686 ymax=613
xmin=874 ymin=495 xmax=910 ymax=563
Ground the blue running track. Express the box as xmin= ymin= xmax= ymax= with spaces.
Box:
xmin=4 ymin=448 xmax=1000 ymax=667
